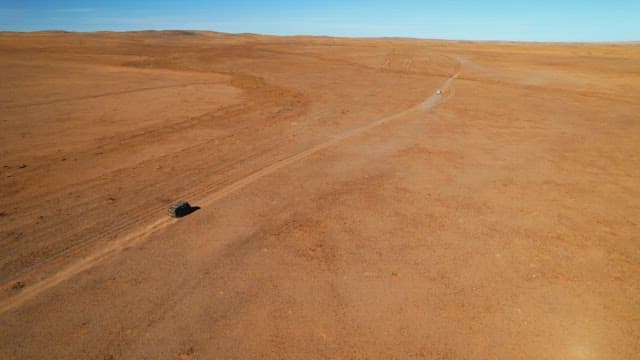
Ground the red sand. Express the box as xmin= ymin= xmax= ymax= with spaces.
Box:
xmin=1 ymin=31 xmax=639 ymax=359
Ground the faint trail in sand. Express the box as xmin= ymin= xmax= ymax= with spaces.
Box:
xmin=0 ymin=82 xmax=223 ymax=109
xmin=0 ymin=218 xmax=171 ymax=313
xmin=0 ymin=63 xmax=463 ymax=314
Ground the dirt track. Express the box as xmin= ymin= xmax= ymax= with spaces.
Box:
xmin=1 ymin=31 xmax=639 ymax=359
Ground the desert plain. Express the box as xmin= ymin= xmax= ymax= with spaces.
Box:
xmin=0 ymin=31 xmax=639 ymax=359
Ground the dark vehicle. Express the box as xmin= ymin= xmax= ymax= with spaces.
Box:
xmin=168 ymin=201 xmax=194 ymax=218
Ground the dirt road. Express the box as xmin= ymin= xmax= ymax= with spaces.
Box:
xmin=1 ymin=31 xmax=639 ymax=359
xmin=0 ymin=56 xmax=462 ymax=316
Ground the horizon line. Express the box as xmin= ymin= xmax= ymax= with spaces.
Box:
xmin=1 ymin=29 xmax=639 ymax=45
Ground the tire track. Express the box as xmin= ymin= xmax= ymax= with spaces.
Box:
xmin=0 ymin=88 xmax=308 ymax=282
xmin=1 ymin=82 xmax=223 ymax=110
xmin=0 ymin=63 xmax=462 ymax=314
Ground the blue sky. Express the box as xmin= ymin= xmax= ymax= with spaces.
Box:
xmin=0 ymin=1 xmax=638 ymax=41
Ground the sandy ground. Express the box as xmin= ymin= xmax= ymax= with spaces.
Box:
xmin=0 ymin=31 xmax=639 ymax=359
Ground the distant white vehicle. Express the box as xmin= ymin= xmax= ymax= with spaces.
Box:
xmin=436 ymin=89 xmax=443 ymax=95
